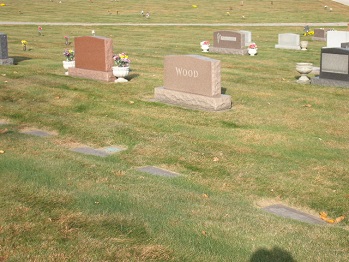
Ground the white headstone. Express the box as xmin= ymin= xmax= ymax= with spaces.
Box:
xmin=327 ymin=31 xmax=349 ymax=48
xmin=275 ymin=33 xmax=301 ymax=50
xmin=239 ymin=30 xmax=252 ymax=46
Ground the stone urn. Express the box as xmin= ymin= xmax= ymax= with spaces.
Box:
xmin=62 ymin=60 xmax=75 ymax=75
xmin=200 ymin=41 xmax=210 ymax=52
xmin=248 ymin=48 xmax=258 ymax=56
xmin=112 ymin=66 xmax=130 ymax=82
xmin=300 ymin=41 xmax=308 ymax=51
xmin=296 ymin=62 xmax=313 ymax=84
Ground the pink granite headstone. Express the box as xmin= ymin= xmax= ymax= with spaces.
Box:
xmin=69 ymin=36 xmax=115 ymax=82
xmin=154 ymin=55 xmax=232 ymax=111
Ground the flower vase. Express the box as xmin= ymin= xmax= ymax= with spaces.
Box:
xmin=112 ymin=66 xmax=130 ymax=82
xmin=296 ymin=62 xmax=313 ymax=84
xmin=201 ymin=44 xmax=209 ymax=52
xmin=248 ymin=48 xmax=258 ymax=56
xmin=63 ymin=60 xmax=75 ymax=75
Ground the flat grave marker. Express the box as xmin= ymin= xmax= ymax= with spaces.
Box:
xmin=70 ymin=145 xmax=125 ymax=157
xmin=263 ymin=204 xmax=326 ymax=225
xmin=137 ymin=166 xmax=180 ymax=178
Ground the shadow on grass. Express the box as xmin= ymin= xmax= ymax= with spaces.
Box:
xmin=250 ymin=247 xmax=295 ymax=262
xmin=12 ymin=56 xmax=32 ymax=65
xmin=128 ymin=73 xmax=140 ymax=81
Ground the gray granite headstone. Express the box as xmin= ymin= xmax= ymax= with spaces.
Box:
xmin=0 ymin=33 xmax=14 ymax=65
xmin=263 ymin=204 xmax=326 ymax=225
xmin=320 ymin=47 xmax=349 ymax=81
xmin=275 ymin=33 xmax=301 ymax=50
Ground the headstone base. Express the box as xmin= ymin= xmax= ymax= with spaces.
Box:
xmin=68 ymin=67 xmax=115 ymax=82
xmin=154 ymin=87 xmax=232 ymax=111
xmin=0 ymin=58 xmax=14 ymax=65
xmin=312 ymin=37 xmax=326 ymax=42
xmin=275 ymin=44 xmax=301 ymax=50
xmin=311 ymin=77 xmax=349 ymax=88
xmin=210 ymin=47 xmax=248 ymax=55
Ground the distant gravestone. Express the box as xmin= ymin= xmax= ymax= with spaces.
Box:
xmin=312 ymin=28 xmax=330 ymax=41
xmin=154 ymin=55 xmax=232 ymax=111
xmin=275 ymin=33 xmax=301 ymax=50
xmin=311 ymin=47 xmax=349 ymax=87
xmin=239 ymin=30 xmax=252 ymax=46
xmin=0 ymin=33 xmax=14 ymax=65
xmin=327 ymin=31 xmax=349 ymax=48
xmin=210 ymin=31 xmax=247 ymax=55
xmin=69 ymin=36 xmax=114 ymax=82
xmin=341 ymin=42 xmax=349 ymax=48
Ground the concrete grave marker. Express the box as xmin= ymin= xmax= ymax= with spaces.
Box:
xmin=20 ymin=128 xmax=56 ymax=137
xmin=137 ymin=166 xmax=179 ymax=178
xmin=210 ymin=31 xmax=247 ymax=55
xmin=263 ymin=204 xmax=326 ymax=225
xmin=327 ymin=31 xmax=349 ymax=48
xmin=275 ymin=33 xmax=301 ymax=50
xmin=70 ymin=145 xmax=125 ymax=157
xmin=0 ymin=33 xmax=14 ymax=65
xmin=154 ymin=55 xmax=232 ymax=111
xmin=69 ymin=36 xmax=115 ymax=82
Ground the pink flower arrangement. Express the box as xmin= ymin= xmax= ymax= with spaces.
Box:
xmin=248 ymin=43 xmax=258 ymax=49
xmin=112 ymin=53 xmax=131 ymax=67
xmin=200 ymin=41 xmax=210 ymax=46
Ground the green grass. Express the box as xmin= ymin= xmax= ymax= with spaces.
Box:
xmin=1 ymin=0 xmax=349 ymax=261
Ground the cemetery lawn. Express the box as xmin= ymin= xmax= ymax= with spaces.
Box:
xmin=1 ymin=1 xmax=349 ymax=261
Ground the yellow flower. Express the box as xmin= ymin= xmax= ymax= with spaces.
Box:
xmin=0 ymin=3 xmax=6 ymax=7
xmin=21 ymin=40 xmax=28 ymax=46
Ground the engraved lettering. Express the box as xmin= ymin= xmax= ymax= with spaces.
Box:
xmin=175 ymin=67 xmax=199 ymax=78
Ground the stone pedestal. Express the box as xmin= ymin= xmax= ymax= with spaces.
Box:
xmin=154 ymin=87 xmax=232 ymax=111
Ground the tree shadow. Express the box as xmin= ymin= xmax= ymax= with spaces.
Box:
xmin=250 ymin=247 xmax=295 ymax=262
xmin=11 ymin=56 xmax=32 ymax=65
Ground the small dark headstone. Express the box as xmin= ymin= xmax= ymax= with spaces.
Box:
xmin=137 ymin=166 xmax=179 ymax=177
xmin=0 ymin=33 xmax=14 ymax=65
xmin=263 ymin=204 xmax=326 ymax=225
